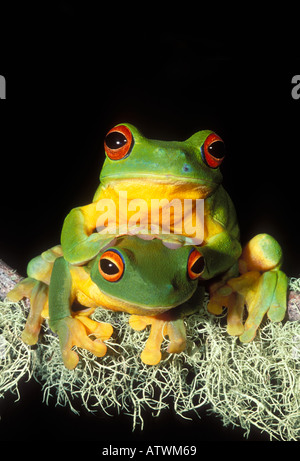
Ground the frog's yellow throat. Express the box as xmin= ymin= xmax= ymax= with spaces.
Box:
xmin=83 ymin=179 xmax=222 ymax=245
xmin=98 ymin=178 xmax=216 ymax=202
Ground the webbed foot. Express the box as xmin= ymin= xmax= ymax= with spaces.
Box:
xmin=228 ymin=269 xmax=288 ymax=342
xmin=129 ymin=313 xmax=187 ymax=365
xmin=50 ymin=316 xmax=113 ymax=369
xmin=7 ymin=277 xmax=49 ymax=345
xmin=207 ymin=234 xmax=288 ymax=342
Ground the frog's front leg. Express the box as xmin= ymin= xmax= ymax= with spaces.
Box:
xmin=61 ymin=204 xmax=114 ymax=265
xmin=129 ymin=287 xmax=205 ymax=365
xmin=129 ymin=313 xmax=187 ymax=365
xmin=49 ymin=257 xmax=112 ymax=369
xmin=200 ymin=229 xmax=242 ymax=281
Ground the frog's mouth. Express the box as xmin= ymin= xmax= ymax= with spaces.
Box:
xmin=153 ymin=175 xmax=217 ymax=198
xmin=97 ymin=285 xmax=197 ymax=317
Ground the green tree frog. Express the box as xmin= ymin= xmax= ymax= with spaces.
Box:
xmin=8 ymin=237 xmax=206 ymax=369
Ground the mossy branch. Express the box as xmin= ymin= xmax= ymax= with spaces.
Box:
xmin=0 ymin=258 xmax=300 ymax=440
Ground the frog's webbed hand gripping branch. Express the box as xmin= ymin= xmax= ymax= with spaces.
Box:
xmin=208 ymin=234 xmax=289 ymax=341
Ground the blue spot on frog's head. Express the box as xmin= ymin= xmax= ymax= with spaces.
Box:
xmin=182 ymin=163 xmax=192 ymax=173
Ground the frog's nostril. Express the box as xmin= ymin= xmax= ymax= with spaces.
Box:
xmin=171 ymin=278 xmax=181 ymax=290
xmin=183 ymin=163 xmax=191 ymax=172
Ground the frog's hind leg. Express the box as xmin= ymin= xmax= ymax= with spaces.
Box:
xmin=230 ymin=270 xmax=277 ymax=342
xmin=6 ymin=277 xmax=49 ymax=345
xmin=6 ymin=277 xmax=37 ymax=303
xmin=6 ymin=247 xmax=61 ymax=345
xmin=27 ymin=245 xmax=63 ymax=284
xmin=267 ymin=269 xmax=288 ymax=322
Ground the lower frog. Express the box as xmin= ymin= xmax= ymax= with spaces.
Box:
xmin=7 ymin=233 xmax=288 ymax=369
xmin=7 ymin=236 xmax=206 ymax=369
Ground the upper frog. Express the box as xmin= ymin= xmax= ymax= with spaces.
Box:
xmin=94 ymin=123 xmax=224 ymax=200
xmin=61 ymin=124 xmax=241 ymax=281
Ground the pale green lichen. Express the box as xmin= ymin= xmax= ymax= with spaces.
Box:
xmin=0 ymin=301 xmax=32 ymax=400
xmin=290 ymin=276 xmax=300 ymax=293
xmin=0 ymin=281 xmax=300 ymax=440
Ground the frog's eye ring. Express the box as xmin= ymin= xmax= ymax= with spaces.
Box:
xmin=201 ymin=133 xmax=226 ymax=169
xmin=187 ymin=249 xmax=205 ymax=280
xmin=104 ymin=125 xmax=134 ymax=160
xmin=99 ymin=250 xmax=125 ymax=282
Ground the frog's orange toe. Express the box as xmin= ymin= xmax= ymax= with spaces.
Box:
xmin=93 ymin=323 xmax=113 ymax=341
xmin=141 ymin=348 xmax=162 ymax=366
xmin=91 ymin=339 xmax=108 ymax=357
xmin=129 ymin=314 xmax=148 ymax=331
xmin=62 ymin=348 xmax=80 ymax=370
xmin=75 ymin=315 xmax=113 ymax=341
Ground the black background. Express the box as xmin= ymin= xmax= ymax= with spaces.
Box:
xmin=0 ymin=2 xmax=299 ymax=443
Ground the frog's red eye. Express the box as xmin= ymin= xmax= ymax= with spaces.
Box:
xmin=201 ymin=133 xmax=225 ymax=169
xmin=99 ymin=250 xmax=124 ymax=282
xmin=104 ymin=125 xmax=134 ymax=160
xmin=187 ymin=249 xmax=205 ymax=280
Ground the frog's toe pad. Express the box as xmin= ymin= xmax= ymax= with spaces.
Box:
xmin=21 ymin=327 xmax=39 ymax=346
xmin=129 ymin=315 xmax=166 ymax=365
xmin=62 ymin=348 xmax=80 ymax=370
xmin=129 ymin=315 xmax=188 ymax=365
xmin=239 ymin=327 xmax=258 ymax=343
xmin=227 ymin=323 xmax=244 ymax=336
xmin=141 ymin=348 xmax=162 ymax=366
xmin=165 ymin=319 xmax=187 ymax=354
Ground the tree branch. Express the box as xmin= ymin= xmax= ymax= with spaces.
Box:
xmin=0 ymin=259 xmax=30 ymax=308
